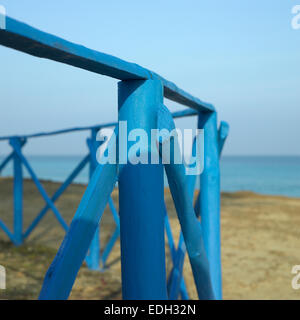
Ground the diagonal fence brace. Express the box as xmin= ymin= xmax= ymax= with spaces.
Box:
xmin=9 ymin=138 xmax=68 ymax=232
xmin=23 ymin=154 xmax=90 ymax=239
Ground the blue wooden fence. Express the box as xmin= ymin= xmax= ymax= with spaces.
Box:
xmin=0 ymin=16 xmax=229 ymax=300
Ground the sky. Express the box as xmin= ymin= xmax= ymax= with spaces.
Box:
xmin=0 ymin=1 xmax=299 ymax=156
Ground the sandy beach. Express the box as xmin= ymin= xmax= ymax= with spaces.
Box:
xmin=0 ymin=177 xmax=300 ymax=300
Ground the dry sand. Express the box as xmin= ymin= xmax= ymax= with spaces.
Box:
xmin=0 ymin=177 xmax=300 ymax=300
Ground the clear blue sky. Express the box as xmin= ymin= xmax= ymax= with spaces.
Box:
xmin=0 ymin=0 xmax=299 ymax=155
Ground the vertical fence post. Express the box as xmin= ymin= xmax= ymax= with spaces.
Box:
xmin=118 ymin=79 xmax=168 ymax=299
xmin=89 ymin=128 xmax=98 ymax=179
xmin=9 ymin=137 xmax=24 ymax=246
xmin=198 ymin=111 xmax=222 ymax=299
xmin=85 ymin=128 xmax=101 ymax=270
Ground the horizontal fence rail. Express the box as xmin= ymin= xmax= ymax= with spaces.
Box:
xmin=0 ymin=17 xmax=214 ymax=113
xmin=0 ymin=108 xmax=198 ymax=141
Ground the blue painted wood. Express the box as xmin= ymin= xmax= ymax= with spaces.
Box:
xmin=165 ymin=214 xmax=189 ymax=300
xmin=166 ymin=171 xmax=215 ymax=299
xmin=85 ymin=129 xmax=101 ymax=270
xmin=118 ymin=79 xmax=168 ymax=300
xmin=168 ymin=227 xmax=195 ymax=300
xmin=0 ymin=17 xmax=214 ymax=113
xmin=0 ymin=122 xmax=115 ymax=141
xmin=9 ymin=139 xmax=68 ymax=232
xmin=218 ymin=121 xmax=229 ymax=156
xmin=198 ymin=112 xmax=222 ymax=300
xmin=0 ymin=152 xmax=13 ymax=173
xmin=165 ymin=128 xmax=202 ymax=299
xmin=171 ymin=109 xmax=198 ymax=119
xmin=172 ymin=119 xmax=229 ymax=298
xmin=0 ymin=219 xmax=15 ymax=242
xmin=23 ymin=154 xmax=90 ymax=239
xmin=194 ymin=121 xmax=229 ymax=218
xmin=9 ymin=138 xmax=24 ymax=245
xmin=186 ymin=136 xmax=198 ymax=198
xmin=0 ymin=109 xmax=197 ymax=142
xmin=88 ymin=128 xmax=98 ymax=178
xmin=165 ymin=214 xmax=176 ymax=259
xmin=101 ymin=197 xmax=120 ymax=267
xmin=86 ymin=129 xmax=121 ymax=270
xmin=194 ymin=194 xmax=200 ymax=218
xmin=108 ymin=197 xmax=119 ymax=227
xmin=158 ymin=105 xmax=215 ymax=300
xmin=164 ymin=159 xmax=214 ymax=299
xmin=167 ymin=234 xmax=186 ymax=300
xmin=168 ymin=230 xmax=182 ymax=299
xmin=180 ymin=282 xmax=189 ymax=300
xmin=85 ymin=225 xmax=100 ymax=270
xmin=102 ymin=226 xmax=119 ymax=267
xmin=0 ymin=15 xmax=229 ymax=299
xmin=0 ymin=139 xmax=26 ymax=171
xmin=39 ymin=132 xmax=118 ymax=299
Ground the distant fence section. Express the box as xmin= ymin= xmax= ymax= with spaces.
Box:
xmin=0 ymin=16 xmax=229 ymax=300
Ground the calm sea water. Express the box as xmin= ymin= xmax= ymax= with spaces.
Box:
xmin=220 ymin=156 xmax=300 ymax=197
xmin=1 ymin=155 xmax=300 ymax=198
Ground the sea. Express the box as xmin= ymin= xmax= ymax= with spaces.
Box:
xmin=0 ymin=155 xmax=300 ymax=198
